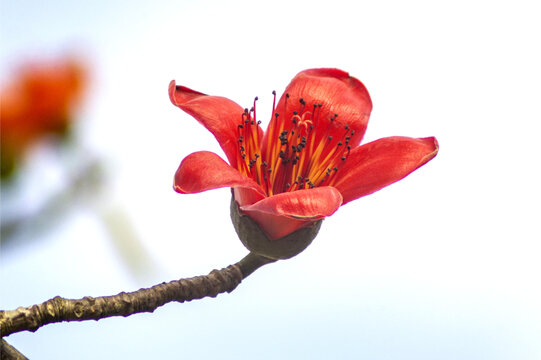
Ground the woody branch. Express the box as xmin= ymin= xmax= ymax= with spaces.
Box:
xmin=0 ymin=252 xmax=275 ymax=337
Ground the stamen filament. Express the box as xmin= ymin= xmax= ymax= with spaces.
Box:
xmin=236 ymin=92 xmax=351 ymax=197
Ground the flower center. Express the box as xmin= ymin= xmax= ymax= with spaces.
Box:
xmin=235 ymin=92 xmax=354 ymax=196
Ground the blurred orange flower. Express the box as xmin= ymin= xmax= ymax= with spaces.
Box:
xmin=1 ymin=57 xmax=87 ymax=178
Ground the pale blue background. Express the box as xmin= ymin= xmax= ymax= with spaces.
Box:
xmin=1 ymin=0 xmax=540 ymax=359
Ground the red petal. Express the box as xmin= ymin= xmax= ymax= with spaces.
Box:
xmin=239 ymin=186 xmax=343 ymax=239
xmin=174 ymin=151 xmax=266 ymax=200
xmin=332 ymin=136 xmax=439 ymax=204
xmin=169 ymin=81 xmax=244 ymax=168
xmin=263 ymin=68 xmax=372 ymax=153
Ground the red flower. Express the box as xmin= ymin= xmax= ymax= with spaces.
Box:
xmin=1 ymin=57 xmax=87 ymax=178
xmin=170 ymin=69 xmax=438 ymax=240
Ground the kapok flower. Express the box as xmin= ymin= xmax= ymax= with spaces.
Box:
xmin=170 ymin=68 xmax=438 ymax=247
xmin=1 ymin=57 xmax=87 ymax=178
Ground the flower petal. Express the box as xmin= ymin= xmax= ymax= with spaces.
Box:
xmin=169 ymin=81 xmax=245 ymax=168
xmin=263 ymin=68 xmax=372 ymax=153
xmin=239 ymin=186 xmax=343 ymax=239
xmin=174 ymin=151 xmax=266 ymax=200
xmin=332 ymin=136 xmax=439 ymax=204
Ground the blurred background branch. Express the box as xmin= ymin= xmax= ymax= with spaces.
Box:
xmin=1 ymin=158 xmax=102 ymax=246
xmin=1 ymin=55 xmax=160 ymax=282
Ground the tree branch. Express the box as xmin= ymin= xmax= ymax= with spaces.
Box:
xmin=1 ymin=339 xmax=29 ymax=360
xmin=0 ymin=252 xmax=275 ymax=338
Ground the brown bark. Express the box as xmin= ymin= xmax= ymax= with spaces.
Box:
xmin=0 ymin=252 xmax=275 ymax=351
xmin=1 ymin=339 xmax=29 ymax=360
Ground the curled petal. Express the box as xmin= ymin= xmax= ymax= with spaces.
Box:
xmin=239 ymin=186 xmax=343 ymax=239
xmin=169 ymin=81 xmax=246 ymax=167
xmin=174 ymin=151 xmax=266 ymax=200
xmin=333 ymin=136 xmax=439 ymax=204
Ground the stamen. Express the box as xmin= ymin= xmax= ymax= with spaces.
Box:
xmin=253 ymin=96 xmax=258 ymax=124
xmin=299 ymin=98 xmax=306 ymax=114
xmin=237 ymin=90 xmax=352 ymax=197
xmin=284 ymin=93 xmax=289 ymax=119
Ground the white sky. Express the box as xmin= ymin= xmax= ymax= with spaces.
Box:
xmin=1 ymin=0 xmax=540 ymax=359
